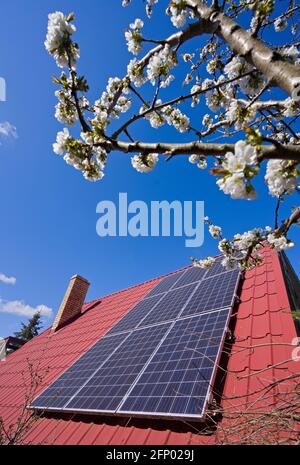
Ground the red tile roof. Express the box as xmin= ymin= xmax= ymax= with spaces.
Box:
xmin=0 ymin=248 xmax=299 ymax=445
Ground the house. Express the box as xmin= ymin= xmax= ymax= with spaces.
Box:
xmin=0 ymin=247 xmax=299 ymax=445
xmin=1 ymin=337 xmax=25 ymax=356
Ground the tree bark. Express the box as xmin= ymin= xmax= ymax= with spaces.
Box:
xmin=98 ymin=139 xmax=300 ymax=161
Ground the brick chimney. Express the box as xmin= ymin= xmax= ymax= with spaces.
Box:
xmin=52 ymin=275 xmax=90 ymax=331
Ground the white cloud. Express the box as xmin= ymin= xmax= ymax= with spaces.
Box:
xmin=0 ymin=299 xmax=53 ymax=318
xmin=0 ymin=273 xmax=17 ymax=285
xmin=0 ymin=122 xmax=18 ymax=139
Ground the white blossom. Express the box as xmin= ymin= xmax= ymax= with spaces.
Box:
xmin=53 ymin=128 xmax=71 ymax=155
xmin=145 ymin=0 xmax=158 ymax=17
xmin=282 ymin=98 xmax=298 ymax=117
xmin=193 ymin=257 xmax=216 ymax=269
xmin=206 ymin=58 xmax=219 ymax=75
xmin=147 ymin=46 xmax=177 ymax=87
xmin=127 ymin=59 xmax=147 ymax=87
xmin=226 ymin=100 xmax=256 ymax=130
xmin=182 ymin=53 xmax=194 ymax=62
xmin=131 ymin=153 xmax=159 ymax=173
xmin=202 ymin=114 xmax=213 ymax=127
xmin=166 ymin=0 xmax=188 ymax=28
xmin=189 ymin=154 xmax=198 ymax=164
xmin=93 ymin=77 xmax=131 ymax=124
xmin=274 ymin=17 xmax=288 ymax=32
xmin=189 ymin=154 xmax=207 ymax=169
xmin=55 ymin=100 xmax=78 ymax=125
xmin=265 ymin=160 xmax=299 ymax=197
xmin=197 ymin=158 xmax=207 ymax=170
xmin=164 ymin=106 xmax=190 ymax=132
xmin=191 ymin=84 xmax=201 ymax=107
xmin=183 ymin=74 xmax=193 ymax=87
xmin=45 ymin=12 xmax=79 ymax=68
xmin=202 ymin=77 xmax=233 ymax=112
xmin=267 ymin=234 xmax=294 ymax=251
xmin=216 ymin=141 xmax=258 ymax=200
xmin=125 ymin=19 xmax=144 ymax=55
xmin=280 ymin=45 xmax=299 ymax=58
xmin=142 ymin=100 xmax=165 ymax=128
xmin=221 ymin=256 xmax=236 ymax=271
xmin=224 ymin=56 xmax=263 ymax=95
xmin=209 ymin=225 xmax=222 ymax=239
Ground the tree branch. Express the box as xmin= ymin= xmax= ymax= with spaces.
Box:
xmin=187 ymin=0 xmax=300 ymax=98
xmin=107 ymin=19 xmax=217 ymax=117
xmin=97 ymin=139 xmax=300 ymax=161
xmin=278 ymin=206 xmax=300 ymax=234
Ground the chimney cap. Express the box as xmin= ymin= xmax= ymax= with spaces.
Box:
xmin=70 ymin=274 xmax=90 ymax=284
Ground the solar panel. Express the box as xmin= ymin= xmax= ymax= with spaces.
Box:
xmin=30 ymin=332 xmax=129 ymax=409
xmin=171 ymin=266 xmax=207 ymax=289
xmin=65 ymin=323 xmax=170 ymax=412
xmin=31 ymin=266 xmax=240 ymax=420
xmin=181 ymin=270 xmax=239 ymax=318
xmin=107 ymin=294 xmax=164 ymax=335
xmin=145 ymin=271 xmax=185 ymax=297
xmin=118 ymin=308 xmax=231 ymax=418
xmin=138 ymin=283 xmax=198 ymax=328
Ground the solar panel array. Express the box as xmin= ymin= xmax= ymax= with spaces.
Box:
xmin=119 ymin=309 xmax=230 ymax=417
xmin=31 ymin=258 xmax=240 ymax=420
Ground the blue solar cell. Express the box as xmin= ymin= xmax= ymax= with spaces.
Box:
xmin=145 ymin=271 xmax=185 ymax=297
xmin=171 ymin=267 xmax=207 ymax=289
xmin=107 ymin=294 xmax=164 ymax=335
xmin=118 ymin=308 xmax=230 ymax=418
xmin=64 ymin=323 xmax=170 ymax=412
xmin=139 ymin=283 xmax=198 ymax=328
xmin=181 ymin=270 xmax=240 ymax=318
xmin=30 ymin=332 xmax=129 ymax=409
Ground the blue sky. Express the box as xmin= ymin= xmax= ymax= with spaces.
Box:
xmin=0 ymin=1 xmax=299 ymax=337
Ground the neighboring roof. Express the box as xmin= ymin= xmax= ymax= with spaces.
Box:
xmin=0 ymin=247 xmax=299 ymax=445
xmin=4 ymin=337 xmax=26 ymax=350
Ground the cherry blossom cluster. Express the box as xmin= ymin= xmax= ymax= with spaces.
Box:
xmin=147 ymin=45 xmax=177 ymax=88
xmin=127 ymin=59 xmax=147 ymax=88
xmin=164 ymin=106 xmax=190 ymax=132
xmin=92 ymin=77 xmax=131 ymax=127
xmin=212 ymin=141 xmax=259 ymax=200
xmin=190 ymin=84 xmax=201 ymax=107
xmin=226 ymin=100 xmax=256 ymax=130
xmin=193 ymin=219 xmax=294 ymax=272
xmin=53 ymin=129 xmax=107 ymax=181
xmin=188 ymin=155 xmax=207 ymax=170
xmin=192 ymin=256 xmax=216 ymax=269
xmin=54 ymin=73 xmax=89 ymax=126
xmin=265 ymin=160 xmax=299 ymax=197
xmin=202 ymin=77 xmax=234 ymax=113
xmin=224 ymin=56 xmax=264 ymax=96
xmin=166 ymin=1 xmax=188 ymax=28
xmin=45 ymin=12 xmax=79 ymax=69
xmin=141 ymin=100 xmax=190 ymax=133
xmin=131 ymin=153 xmax=159 ymax=173
xmin=125 ymin=19 xmax=144 ymax=56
